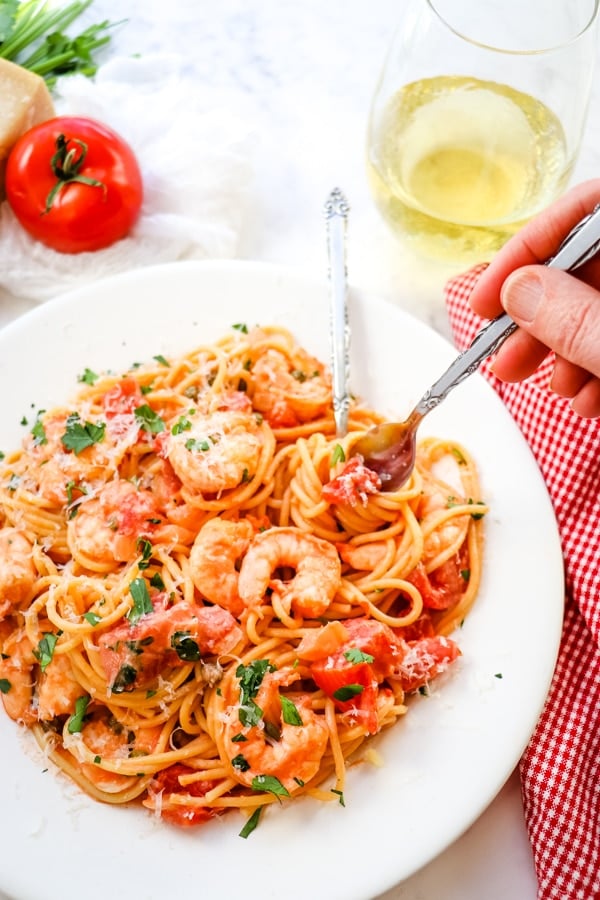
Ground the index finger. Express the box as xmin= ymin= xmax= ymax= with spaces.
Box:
xmin=469 ymin=178 xmax=600 ymax=319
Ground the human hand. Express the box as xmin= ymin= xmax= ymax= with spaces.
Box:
xmin=469 ymin=179 xmax=600 ymax=417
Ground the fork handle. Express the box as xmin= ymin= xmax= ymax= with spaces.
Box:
xmin=414 ymin=203 xmax=600 ymax=417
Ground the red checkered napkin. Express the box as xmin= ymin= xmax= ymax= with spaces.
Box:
xmin=445 ymin=266 xmax=600 ymax=900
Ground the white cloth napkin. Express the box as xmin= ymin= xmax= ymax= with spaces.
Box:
xmin=0 ymin=54 xmax=255 ymax=302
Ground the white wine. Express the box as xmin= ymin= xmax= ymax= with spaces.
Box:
xmin=366 ymin=75 xmax=571 ymax=261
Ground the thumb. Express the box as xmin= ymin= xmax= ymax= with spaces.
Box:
xmin=502 ymin=266 xmax=600 ymax=380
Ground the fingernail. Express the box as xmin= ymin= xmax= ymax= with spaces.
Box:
xmin=502 ymin=271 xmax=543 ymax=324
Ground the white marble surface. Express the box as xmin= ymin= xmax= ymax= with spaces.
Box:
xmin=1 ymin=2 xmax=599 ymax=898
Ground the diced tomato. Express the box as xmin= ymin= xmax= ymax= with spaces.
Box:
xmin=308 ymin=617 xmax=460 ymax=728
xmin=153 ymin=431 xmax=170 ymax=459
xmin=322 ymin=456 xmax=381 ymax=507
xmin=340 ymin=618 xmax=403 ymax=680
xmin=312 ymin=657 xmax=379 ymax=734
xmin=296 ymin=621 xmax=349 ymax=661
xmin=394 ymin=613 xmax=435 ymax=642
xmin=97 ymin=600 xmax=242 ymax=691
xmin=148 ymin=460 xmax=182 ymax=506
xmin=217 ymin=390 xmax=253 ymax=413
xmin=114 ymin=486 xmax=160 ymax=535
xmin=145 ymin=764 xmax=223 ymax=827
xmin=407 ymin=554 xmax=467 ymax=610
xmin=102 ymin=377 xmax=144 ymax=440
xmin=309 ymin=618 xmax=402 ymax=735
xmin=393 ymin=635 xmax=461 ymax=693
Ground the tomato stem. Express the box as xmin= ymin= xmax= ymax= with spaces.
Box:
xmin=44 ymin=134 xmax=106 ymax=214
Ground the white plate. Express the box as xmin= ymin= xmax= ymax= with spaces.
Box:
xmin=0 ymin=261 xmax=563 ymax=900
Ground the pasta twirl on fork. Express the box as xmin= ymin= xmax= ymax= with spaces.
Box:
xmin=0 ymin=324 xmax=486 ymax=834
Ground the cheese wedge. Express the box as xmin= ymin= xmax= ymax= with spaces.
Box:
xmin=0 ymin=58 xmax=55 ymax=196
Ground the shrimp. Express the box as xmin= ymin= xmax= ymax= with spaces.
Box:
xmin=165 ymin=409 xmax=263 ymax=494
xmin=222 ymin=665 xmax=329 ymax=793
xmin=189 ymin=517 xmax=255 ymax=616
xmin=66 ymin=478 xmax=162 ymax=569
xmin=337 ymin=540 xmax=388 ymax=572
xmin=238 ymin=526 xmax=341 ymax=618
xmin=22 ymin=412 xmax=118 ymax=506
xmin=251 ymin=348 xmax=332 ymax=427
xmin=0 ymin=527 xmax=36 ymax=620
xmin=0 ymin=628 xmax=37 ymax=724
xmin=37 ymin=652 xmax=83 ymax=720
xmin=416 ymin=454 xmax=469 ymax=562
xmin=0 ymin=627 xmax=80 ymax=723
xmin=65 ymin=714 xmax=162 ymax=793
xmin=97 ymin=598 xmax=242 ymax=692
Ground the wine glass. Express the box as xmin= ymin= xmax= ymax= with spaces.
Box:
xmin=366 ymin=0 xmax=600 ymax=262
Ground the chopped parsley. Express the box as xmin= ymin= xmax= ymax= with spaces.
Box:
xmin=343 ymin=647 xmax=374 ymax=665
xmin=67 ymin=695 xmax=90 ymax=734
xmin=78 ymin=368 xmax=98 ymax=385
xmin=231 ymin=753 xmax=250 ymax=772
xmin=185 ymin=438 xmax=210 ymax=452
xmin=280 ymin=695 xmax=303 ymax=726
xmin=236 ymin=659 xmax=275 ymax=727
xmin=232 ymin=323 xmax=248 ymax=334
xmin=331 ymin=443 xmax=346 ymax=464
xmin=251 ymin=774 xmax=290 ymax=799
xmin=239 ymin=700 xmax=263 ymax=729
xmin=30 ymin=410 xmax=47 ymax=446
xmin=83 ymin=611 xmax=101 ymax=627
xmin=332 ymin=683 xmax=364 ymax=702
xmin=126 ymin=578 xmax=153 ymax=625
xmin=112 ymin=664 xmax=137 ymax=693
xmin=153 ymin=354 xmax=170 ymax=367
xmin=61 ymin=414 xmax=106 ymax=455
xmin=468 ymin=498 xmax=486 ymax=520
xmin=134 ymin=405 xmax=165 ymax=434
xmin=150 ymin=572 xmax=165 ymax=590
xmin=239 ymin=806 xmax=262 ymax=838
xmin=331 ymin=788 xmax=345 ymax=807
xmin=33 ymin=633 xmax=58 ymax=672
xmin=0 ymin=678 xmax=11 ymax=694
xmin=171 ymin=415 xmax=192 ymax=435
xmin=65 ymin=479 xmax=87 ymax=517
xmin=171 ymin=631 xmax=201 ymax=662
xmin=136 ymin=538 xmax=153 ymax=570
xmin=264 ymin=721 xmax=281 ymax=742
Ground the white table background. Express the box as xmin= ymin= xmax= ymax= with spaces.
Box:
xmin=1 ymin=2 xmax=599 ymax=898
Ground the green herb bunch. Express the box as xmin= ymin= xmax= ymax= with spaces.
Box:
xmin=0 ymin=0 xmax=121 ymax=87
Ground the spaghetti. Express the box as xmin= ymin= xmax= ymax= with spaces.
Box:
xmin=0 ymin=324 xmax=486 ymax=834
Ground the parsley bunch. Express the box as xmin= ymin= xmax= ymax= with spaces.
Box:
xmin=0 ymin=0 xmax=121 ymax=87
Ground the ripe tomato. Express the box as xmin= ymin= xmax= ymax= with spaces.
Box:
xmin=5 ymin=116 xmax=143 ymax=253
xmin=147 ymin=764 xmax=223 ymax=828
